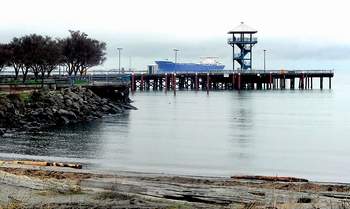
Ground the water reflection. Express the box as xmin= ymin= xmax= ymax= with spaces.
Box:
xmin=227 ymin=92 xmax=255 ymax=172
xmin=94 ymin=112 xmax=132 ymax=169
xmin=0 ymin=112 xmax=131 ymax=162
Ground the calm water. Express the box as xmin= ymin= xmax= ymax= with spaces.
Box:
xmin=1 ymin=71 xmax=350 ymax=182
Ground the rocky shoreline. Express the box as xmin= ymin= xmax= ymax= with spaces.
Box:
xmin=0 ymin=87 xmax=136 ymax=135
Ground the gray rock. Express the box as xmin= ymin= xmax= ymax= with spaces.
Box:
xmin=70 ymin=92 xmax=80 ymax=101
xmin=78 ymin=98 xmax=84 ymax=105
xmin=58 ymin=109 xmax=77 ymax=120
xmin=120 ymin=103 xmax=138 ymax=110
xmin=86 ymin=89 xmax=94 ymax=97
xmin=0 ymin=87 xmax=134 ymax=133
xmin=101 ymin=105 xmax=110 ymax=112
xmin=0 ymin=110 xmax=5 ymax=118
xmin=108 ymin=108 xmax=118 ymax=114
xmin=109 ymin=104 xmax=122 ymax=112
xmin=101 ymin=98 xmax=108 ymax=104
xmin=58 ymin=116 xmax=70 ymax=125
xmin=71 ymin=102 xmax=80 ymax=111
xmin=65 ymin=99 xmax=73 ymax=106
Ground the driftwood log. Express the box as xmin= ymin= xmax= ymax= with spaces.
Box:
xmin=0 ymin=170 xmax=80 ymax=193
xmin=231 ymin=175 xmax=309 ymax=182
xmin=0 ymin=160 xmax=82 ymax=169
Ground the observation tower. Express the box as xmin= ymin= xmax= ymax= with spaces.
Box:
xmin=228 ymin=22 xmax=258 ymax=71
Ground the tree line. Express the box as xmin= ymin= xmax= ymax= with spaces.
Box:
xmin=0 ymin=31 xmax=106 ymax=83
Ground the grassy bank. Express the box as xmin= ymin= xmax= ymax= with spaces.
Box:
xmin=0 ymin=91 xmax=32 ymax=102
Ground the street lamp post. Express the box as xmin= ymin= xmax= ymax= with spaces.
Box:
xmin=129 ymin=56 xmax=132 ymax=71
xmin=117 ymin=48 xmax=123 ymax=74
xmin=263 ymin=49 xmax=266 ymax=72
xmin=173 ymin=49 xmax=179 ymax=73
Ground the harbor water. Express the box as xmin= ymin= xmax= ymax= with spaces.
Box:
xmin=0 ymin=70 xmax=349 ymax=182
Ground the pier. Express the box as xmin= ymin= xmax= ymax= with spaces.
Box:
xmin=129 ymin=23 xmax=334 ymax=93
xmin=0 ymin=69 xmax=334 ymax=93
xmin=130 ymin=70 xmax=334 ymax=92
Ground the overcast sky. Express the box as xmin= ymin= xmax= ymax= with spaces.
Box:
xmin=1 ymin=0 xmax=350 ymax=70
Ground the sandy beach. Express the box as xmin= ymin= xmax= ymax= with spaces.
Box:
xmin=1 ymin=161 xmax=350 ymax=209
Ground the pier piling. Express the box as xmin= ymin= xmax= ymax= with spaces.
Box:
xmin=301 ymin=74 xmax=305 ymax=90
xmin=311 ymin=78 xmax=313 ymax=89
xmin=164 ymin=74 xmax=168 ymax=93
xmin=232 ymin=73 xmax=235 ymax=90
xmin=131 ymin=73 xmax=135 ymax=92
xmin=238 ymin=73 xmax=241 ymax=90
xmin=140 ymin=74 xmax=144 ymax=91
xmin=206 ymin=73 xmax=210 ymax=94
xmin=130 ymin=70 xmax=333 ymax=92
xmin=291 ymin=78 xmax=295 ymax=89
xmin=173 ymin=73 xmax=176 ymax=95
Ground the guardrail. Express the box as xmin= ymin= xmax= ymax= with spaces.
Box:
xmin=0 ymin=74 xmax=131 ymax=87
xmin=0 ymin=69 xmax=133 ymax=77
xmin=239 ymin=70 xmax=335 ymax=74
xmin=72 ymin=74 xmax=130 ymax=86
xmin=133 ymin=70 xmax=334 ymax=75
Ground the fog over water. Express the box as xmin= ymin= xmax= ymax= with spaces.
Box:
xmin=1 ymin=30 xmax=350 ymax=71
xmin=1 ymin=0 xmax=350 ymax=71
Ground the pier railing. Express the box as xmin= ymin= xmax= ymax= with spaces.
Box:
xmin=228 ymin=37 xmax=258 ymax=44
xmin=0 ymin=73 xmax=130 ymax=88
xmin=74 ymin=74 xmax=130 ymax=86
xmin=129 ymin=69 xmax=334 ymax=91
xmin=232 ymin=69 xmax=334 ymax=74
xmin=130 ymin=70 xmax=334 ymax=75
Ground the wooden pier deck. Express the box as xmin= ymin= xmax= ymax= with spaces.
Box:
xmin=0 ymin=70 xmax=335 ymax=93
xmin=130 ymin=70 xmax=334 ymax=92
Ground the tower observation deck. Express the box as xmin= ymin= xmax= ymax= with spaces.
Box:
xmin=228 ymin=22 xmax=257 ymax=71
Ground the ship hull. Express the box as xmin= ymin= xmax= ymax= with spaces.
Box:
xmin=155 ymin=61 xmax=225 ymax=73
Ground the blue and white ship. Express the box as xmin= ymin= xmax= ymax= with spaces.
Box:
xmin=155 ymin=57 xmax=225 ymax=73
